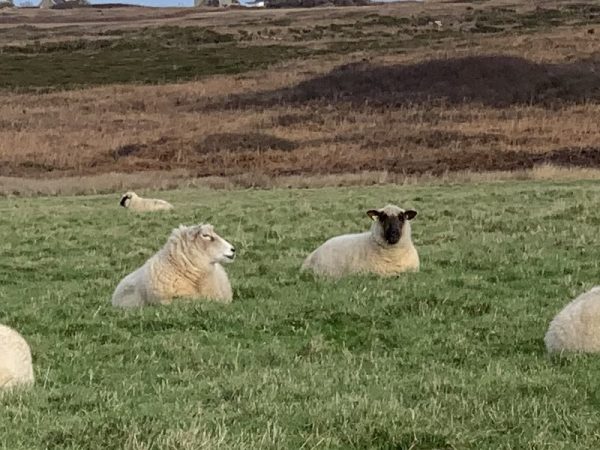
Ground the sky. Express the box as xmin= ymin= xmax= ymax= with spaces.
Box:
xmin=93 ymin=0 xmax=195 ymax=6
xmin=14 ymin=0 xmax=197 ymax=5
xmin=11 ymin=0 xmax=238 ymax=6
xmin=14 ymin=0 xmax=259 ymax=6
xmin=13 ymin=0 xmax=411 ymax=8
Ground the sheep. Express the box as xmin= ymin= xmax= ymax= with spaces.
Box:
xmin=111 ymin=223 xmax=236 ymax=308
xmin=301 ymin=204 xmax=419 ymax=278
xmin=0 ymin=325 xmax=34 ymax=390
xmin=545 ymin=286 xmax=600 ymax=354
xmin=119 ymin=191 xmax=174 ymax=212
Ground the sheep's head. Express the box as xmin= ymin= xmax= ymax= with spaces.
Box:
xmin=182 ymin=224 xmax=236 ymax=264
xmin=119 ymin=191 xmax=136 ymax=208
xmin=367 ymin=205 xmax=417 ymax=246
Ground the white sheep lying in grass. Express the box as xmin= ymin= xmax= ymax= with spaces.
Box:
xmin=112 ymin=224 xmax=236 ymax=308
xmin=119 ymin=191 xmax=174 ymax=212
xmin=545 ymin=286 xmax=600 ymax=354
xmin=0 ymin=325 xmax=34 ymax=390
xmin=302 ymin=204 xmax=419 ymax=278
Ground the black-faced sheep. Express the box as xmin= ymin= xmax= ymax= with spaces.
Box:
xmin=112 ymin=224 xmax=236 ymax=307
xmin=119 ymin=191 xmax=174 ymax=212
xmin=301 ymin=204 xmax=419 ymax=278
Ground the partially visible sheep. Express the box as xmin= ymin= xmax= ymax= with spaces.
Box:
xmin=0 ymin=325 xmax=34 ymax=390
xmin=545 ymin=286 xmax=600 ymax=354
xmin=302 ymin=204 xmax=419 ymax=278
xmin=119 ymin=191 xmax=174 ymax=212
xmin=112 ymin=224 xmax=236 ymax=307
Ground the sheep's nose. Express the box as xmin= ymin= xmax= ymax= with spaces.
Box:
xmin=231 ymin=247 xmax=236 ymax=253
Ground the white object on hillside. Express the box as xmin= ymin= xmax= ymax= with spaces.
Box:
xmin=119 ymin=191 xmax=174 ymax=212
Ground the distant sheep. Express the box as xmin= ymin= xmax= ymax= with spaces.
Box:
xmin=112 ymin=224 xmax=236 ymax=308
xmin=119 ymin=191 xmax=174 ymax=212
xmin=302 ymin=204 xmax=419 ymax=278
xmin=545 ymin=286 xmax=600 ymax=354
xmin=0 ymin=325 xmax=34 ymax=390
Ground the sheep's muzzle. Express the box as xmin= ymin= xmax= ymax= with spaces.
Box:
xmin=382 ymin=215 xmax=402 ymax=245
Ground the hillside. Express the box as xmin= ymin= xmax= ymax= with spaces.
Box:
xmin=0 ymin=1 xmax=599 ymax=191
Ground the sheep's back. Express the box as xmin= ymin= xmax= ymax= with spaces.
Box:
xmin=0 ymin=325 xmax=34 ymax=389
xmin=303 ymin=232 xmax=370 ymax=277
xmin=112 ymin=264 xmax=150 ymax=307
xmin=130 ymin=197 xmax=173 ymax=212
xmin=545 ymin=287 xmax=600 ymax=353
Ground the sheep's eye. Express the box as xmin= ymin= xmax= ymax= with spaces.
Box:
xmin=201 ymin=234 xmax=214 ymax=241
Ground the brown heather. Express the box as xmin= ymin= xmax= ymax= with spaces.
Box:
xmin=0 ymin=0 xmax=599 ymax=194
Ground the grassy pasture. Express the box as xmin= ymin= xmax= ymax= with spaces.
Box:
xmin=2 ymin=180 xmax=600 ymax=449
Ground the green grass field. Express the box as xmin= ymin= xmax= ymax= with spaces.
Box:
xmin=2 ymin=180 xmax=600 ymax=449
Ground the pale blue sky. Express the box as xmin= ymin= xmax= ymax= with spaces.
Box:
xmin=12 ymin=0 xmax=216 ymax=6
xmin=13 ymin=0 xmax=408 ymax=9
xmin=15 ymin=0 xmax=256 ymax=6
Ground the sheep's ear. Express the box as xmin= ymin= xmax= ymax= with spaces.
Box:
xmin=367 ymin=210 xmax=381 ymax=221
xmin=404 ymin=210 xmax=417 ymax=221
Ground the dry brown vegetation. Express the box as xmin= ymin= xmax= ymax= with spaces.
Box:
xmin=0 ymin=0 xmax=599 ymax=193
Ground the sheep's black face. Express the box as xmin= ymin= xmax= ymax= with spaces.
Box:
xmin=367 ymin=208 xmax=418 ymax=246
xmin=381 ymin=213 xmax=402 ymax=245
xmin=119 ymin=195 xmax=131 ymax=207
